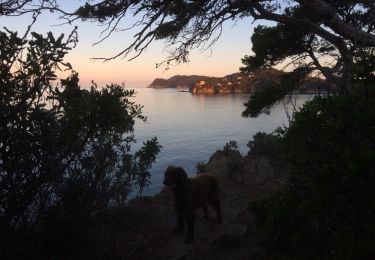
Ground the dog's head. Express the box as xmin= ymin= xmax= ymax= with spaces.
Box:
xmin=163 ymin=166 xmax=188 ymax=189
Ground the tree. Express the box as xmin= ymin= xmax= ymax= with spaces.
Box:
xmin=0 ymin=25 xmax=160 ymax=258
xmin=250 ymin=94 xmax=375 ymax=258
xmin=0 ymin=0 xmax=58 ymax=16
xmin=70 ymin=1 xmax=375 ymax=88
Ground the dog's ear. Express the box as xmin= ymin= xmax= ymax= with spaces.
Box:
xmin=175 ymin=167 xmax=188 ymax=186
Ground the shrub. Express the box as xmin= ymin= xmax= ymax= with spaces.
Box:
xmin=0 ymin=28 xmax=161 ymax=258
xmin=247 ymin=131 xmax=284 ymax=158
xmin=223 ymin=140 xmax=239 ymax=153
xmin=195 ymin=162 xmax=207 ymax=173
xmin=251 ymin=94 xmax=375 ymax=258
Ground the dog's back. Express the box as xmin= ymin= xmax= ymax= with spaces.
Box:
xmin=191 ymin=173 xmax=220 ymax=209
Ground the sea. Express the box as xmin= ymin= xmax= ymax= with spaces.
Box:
xmin=130 ymin=88 xmax=312 ymax=197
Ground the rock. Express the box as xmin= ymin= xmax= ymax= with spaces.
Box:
xmin=205 ymin=150 xmax=244 ymax=181
xmin=241 ymin=156 xmax=275 ymax=186
xmin=205 ymin=148 xmax=288 ymax=192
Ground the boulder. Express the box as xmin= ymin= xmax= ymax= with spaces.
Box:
xmin=205 ymin=150 xmax=243 ymax=180
xmin=205 ymin=149 xmax=287 ymax=189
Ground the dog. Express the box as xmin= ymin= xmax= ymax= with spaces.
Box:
xmin=163 ymin=166 xmax=222 ymax=244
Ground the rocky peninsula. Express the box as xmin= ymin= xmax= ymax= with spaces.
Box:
xmin=148 ymin=69 xmax=329 ymax=94
xmin=148 ymin=75 xmax=211 ymax=89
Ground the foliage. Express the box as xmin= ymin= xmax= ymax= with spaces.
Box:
xmin=195 ymin=162 xmax=207 ymax=173
xmin=0 ymin=1 xmax=57 ymax=16
xmin=352 ymin=49 xmax=375 ymax=97
xmin=242 ymin=67 xmax=310 ymax=117
xmin=0 ymin=28 xmax=160 ymax=258
xmin=240 ymin=24 xmax=310 ymax=72
xmin=240 ymin=6 xmax=374 ymax=117
xmin=223 ymin=140 xmax=239 ymax=153
xmin=247 ymin=131 xmax=284 ymax=159
xmin=239 ymin=2 xmax=374 ymax=89
xmin=251 ymin=94 xmax=375 ymax=258
xmin=221 ymin=140 xmax=243 ymax=179
xmin=238 ymin=2 xmax=375 ymax=117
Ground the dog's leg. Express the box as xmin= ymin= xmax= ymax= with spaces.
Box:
xmin=173 ymin=209 xmax=184 ymax=233
xmin=203 ymin=205 xmax=209 ymax=222
xmin=184 ymin=211 xmax=195 ymax=244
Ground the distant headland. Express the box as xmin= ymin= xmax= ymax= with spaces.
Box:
xmin=148 ymin=69 xmax=329 ymax=94
xmin=148 ymin=75 xmax=210 ymax=89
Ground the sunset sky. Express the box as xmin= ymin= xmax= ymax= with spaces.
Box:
xmin=0 ymin=3 xmax=262 ymax=88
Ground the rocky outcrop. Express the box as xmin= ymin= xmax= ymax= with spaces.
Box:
xmin=109 ymin=146 xmax=290 ymax=259
xmin=205 ymin=147 xmax=289 ymax=190
xmin=148 ymin=78 xmax=170 ymax=89
xmin=149 ymin=69 xmax=330 ymax=94
xmin=205 ymin=150 xmax=244 ymax=181
xmin=147 ymin=75 xmax=211 ymax=89
xmin=78 ymin=141 xmax=290 ymax=259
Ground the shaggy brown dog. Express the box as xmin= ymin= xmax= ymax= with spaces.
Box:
xmin=163 ymin=166 xmax=222 ymax=244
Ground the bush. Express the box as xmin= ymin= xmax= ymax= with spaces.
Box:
xmin=195 ymin=162 xmax=207 ymax=173
xmin=223 ymin=140 xmax=239 ymax=153
xmin=247 ymin=131 xmax=284 ymax=158
xmin=251 ymin=94 xmax=375 ymax=258
xmin=0 ymin=28 xmax=161 ymax=258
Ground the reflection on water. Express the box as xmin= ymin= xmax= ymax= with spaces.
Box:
xmin=131 ymin=88 xmax=312 ymax=196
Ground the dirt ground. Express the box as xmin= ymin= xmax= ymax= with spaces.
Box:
xmin=115 ymin=174 xmax=282 ymax=260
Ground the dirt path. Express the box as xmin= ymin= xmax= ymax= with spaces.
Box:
xmin=121 ymin=176 xmax=279 ymax=260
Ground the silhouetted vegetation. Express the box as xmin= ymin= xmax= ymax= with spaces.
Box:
xmin=251 ymin=94 xmax=375 ymax=258
xmin=1 ymin=1 xmax=375 ymax=259
xmin=247 ymin=132 xmax=285 ymax=161
xmin=235 ymin=7 xmax=375 ymax=256
xmin=0 ymin=27 xmax=160 ymax=259
xmin=242 ymin=67 xmax=310 ymax=117
xmin=223 ymin=140 xmax=239 ymax=154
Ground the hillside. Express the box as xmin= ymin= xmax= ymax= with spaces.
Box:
xmin=191 ymin=69 xmax=284 ymax=94
xmin=148 ymin=75 xmax=211 ymax=89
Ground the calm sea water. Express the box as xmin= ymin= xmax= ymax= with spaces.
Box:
xmin=130 ymin=88 xmax=311 ymax=196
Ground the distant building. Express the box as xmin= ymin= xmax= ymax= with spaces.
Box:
xmin=199 ymin=80 xmax=205 ymax=85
